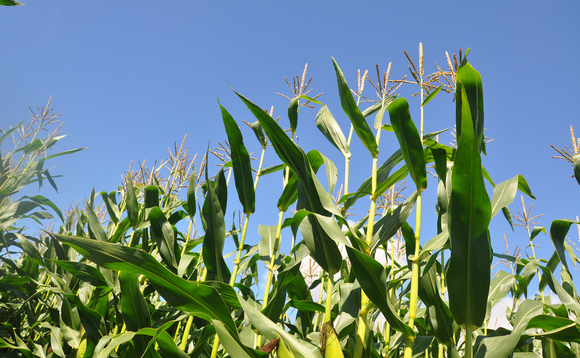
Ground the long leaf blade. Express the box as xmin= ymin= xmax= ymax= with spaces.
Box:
xmin=447 ymin=80 xmax=491 ymax=330
xmin=332 ymin=58 xmax=378 ymax=157
xmin=220 ymin=102 xmax=255 ymax=214
xmin=388 ymin=97 xmax=427 ymax=191
xmin=52 ymin=233 xmax=239 ymax=337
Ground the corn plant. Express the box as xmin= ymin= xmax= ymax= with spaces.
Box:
xmin=2 ymin=47 xmax=580 ymax=358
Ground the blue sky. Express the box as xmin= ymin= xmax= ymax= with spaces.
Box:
xmin=2 ymin=2 xmax=579 ymax=272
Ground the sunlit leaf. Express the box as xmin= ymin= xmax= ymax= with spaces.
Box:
xmin=447 ymin=80 xmax=491 ymax=330
xmin=332 ymin=57 xmax=378 ymax=158
xmin=52 ymin=233 xmax=239 ymax=337
xmin=315 ymin=105 xmax=350 ymax=158
xmin=220 ymin=102 xmax=255 ymax=214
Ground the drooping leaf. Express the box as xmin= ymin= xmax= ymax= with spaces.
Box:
xmin=332 ymin=57 xmax=378 ymax=158
xmin=100 ymin=191 xmax=120 ymax=224
xmin=220 ymin=102 xmax=255 ymax=214
xmin=235 ymin=90 xmax=338 ymax=217
xmin=149 ymin=206 xmax=179 ymax=273
xmin=296 ymin=213 xmax=342 ymax=275
xmin=259 ymin=224 xmax=282 ymax=270
xmin=343 ymin=129 xmax=447 ymax=210
xmin=213 ymin=320 xmax=268 ymax=358
xmin=0 ymin=1 xmax=24 ymax=6
xmin=251 ymin=121 xmax=268 ymax=149
xmin=388 ymin=97 xmax=427 ymax=191
xmin=550 ymin=219 xmax=580 ymax=274
xmin=474 ymin=300 xmax=542 ymax=358
xmin=52 ymin=233 xmax=239 ymax=337
xmin=417 ymin=257 xmax=455 ymax=345
xmin=53 ymin=260 xmax=109 ymax=288
xmin=447 ymin=81 xmax=491 ymax=330
xmin=239 ymin=297 xmax=323 ymax=358
xmin=371 ymin=190 xmax=419 ymax=252
xmin=315 ymin=105 xmax=350 ymax=158
xmin=346 ymin=247 xmax=415 ymax=340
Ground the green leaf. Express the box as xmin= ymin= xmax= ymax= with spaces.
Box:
xmin=185 ymin=169 xmax=196 ymax=217
xmin=213 ymin=320 xmax=268 ymax=358
xmin=296 ymin=213 xmax=342 ymax=275
xmin=447 ymin=81 xmax=492 ymax=330
xmin=487 ymin=270 xmax=515 ymax=308
xmin=125 ymin=177 xmax=139 ymax=227
xmin=517 ymin=174 xmax=535 ymax=199
xmin=456 ymin=58 xmax=485 ymax=154
xmin=251 ymin=121 xmax=268 ymax=149
xmin=100 ymin=191 xmax=120 ymax=224
xmin=259 ymin=224 xmax=282 ymax=270
xmin=235 ymin=90 xmax=338 ymax=217
xmin=550 ymin=219 xmax=580 ymax=274
xmin=289 ymin=97 xmax=299 ymax=136
xmin=202 ymin=160 xmax=231 ymax=283
xmin=417 ymin=258 xmax=455 ymax=345
xmin=144 ymin=185 xmax=159 ymax=209
xmin=86 ymin=201 xmax=108 ymax=242
xmin=474 ymin=300 xmax=543 ymax=358
xmin=23 ymin=194 xmax=64 ymax=222
xmin=388 ymin=98 xmax=426 ymax=191
xmin=527 ymin=315 xmax=580 ymax=343
xmin=149 ymin=206 xmax=179 ymax=273
xmin=315 ymin=105 xmax=350 ymax=158
xmin=93 ymin=332 xmax=137 ymax=358
xmin=220 ymin=102 xmax=255 ymax=214
xmin=138 ymin=322 xmax=190 ymax=358
xmin=346 ymin=247 xmax=415 ymax=340
xmin=119 ymin=271 xmax=153 ymax=355
xmin=299 ymin=94 xmax=324 ymax=106
xmin=332 ymin=57 xmax=378 ymax=158
xmin=530 ymin=226 xmax=545 ymax=241
xmin=52 ymin=233 xmax=239 ymax=337
xmin=371 ymin=190 xmax=419 ymax=252
xmin=0 ymin=0 xmax=24 ymax=5
xmin=239 ymin=297 xmax=323 ymax=358
xmin=422 ymin=85 xmax=443 ymax=107
xmin=490 ymin=176 xmax=519 ymax=219
xmin=53 ymin=260 xmax=109 ymax=288
xmin=344 ymin=129 xmax=446 ymax=210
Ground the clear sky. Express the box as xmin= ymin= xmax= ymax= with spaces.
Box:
xmin=2 ymin=2 xmax=579 ymax=272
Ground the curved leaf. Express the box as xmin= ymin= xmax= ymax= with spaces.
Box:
xmin=370 ymin=190 xmax=419 ymax=252
xmin=388 ymin=97 xmax=427 ymax=191
xmin=52 ymin=233 xmax=239 ymax=337
xmin=332 ymin=57 xmax=378 ymax=158
xmin=288 ymin=97 xmax=299 ymax=136
xmin=345 ymin=247 xmax=415 ymax=340
xmin=149 ymin=206 xmax=179 ymax=273
xmin=220 ymin=102 xmax=255 ymax=214
xmin=315 ymin=106 xmax=350 ymax=158
xmin=550 ymin=219 xmax=580 ymax=274
xmin=239 ymin=297 xmax=323 ymax=358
